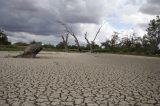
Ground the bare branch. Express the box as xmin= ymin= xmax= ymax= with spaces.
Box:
xmin=61 ymin=35 xmax=65 ymax=42
xmin=57 ymin=20 xmax=81 ymax=52
xmin=66 ymin=33 xmax=69 ymax=44
xmin=84 ymin=32 xmax=93 ymax=52
xmin=93 ymin=24 xmax=105 ymax=42
xmin=84 ymin=32 xmax=90 ymax=45
xmin=56 ymin=21 xmax=73 ymax=35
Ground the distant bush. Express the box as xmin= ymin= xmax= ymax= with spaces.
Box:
xmin=0 ymin=45 xmax=24 ymax=51
xmin=13 ymin=42 xmax=29 ymax=46
xmin=0 ymin=29 xmax=11 ymax=45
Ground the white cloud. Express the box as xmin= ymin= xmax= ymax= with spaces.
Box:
xmin=122 ymin=13 xmax=155 ymax=27
xmin=7 ymin=31 xmax=61 ymax=45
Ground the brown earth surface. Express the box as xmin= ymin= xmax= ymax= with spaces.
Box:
xmin=0 ymin=51 xmax=160 ymax=106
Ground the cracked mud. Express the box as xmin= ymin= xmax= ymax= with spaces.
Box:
xmin=0 ymin=52 xmax=160 ymax=106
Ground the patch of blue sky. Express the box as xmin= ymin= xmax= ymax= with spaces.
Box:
xmin=111 ymin=21 xmax=133 ymax=30
xmin=106 ymin=14 xmax=133 ymax=30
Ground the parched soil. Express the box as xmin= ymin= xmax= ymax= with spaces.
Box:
xmin=0 ymin=51 xmax=160 ymax=106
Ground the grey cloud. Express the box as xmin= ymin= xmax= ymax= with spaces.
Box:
xmin=139 ymin=0 xmax=160 ymax=15
xmin=0 ymin=0 xmax=106 ymax=36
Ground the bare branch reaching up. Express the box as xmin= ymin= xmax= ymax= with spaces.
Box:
xmin=56 ymin=21 xmax=73 ymax=35
xmin=72 ymin=33 xmax=81 ymax=52
xmin=66 ymin=33 xmax=69 ymax=44
xmin=85 ymin=32 xmax=90 ymax=45
xmin=85 ymin=32 xmax=93 ymax=52
xmin=93 ymin=24 xmax=105 ymax=42
xmin=84 ymin=23 xmax=105 ymax=53
xmin=61 ymin=35 xmax=65 ymax=43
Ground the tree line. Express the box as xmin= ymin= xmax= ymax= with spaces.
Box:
xmin=0 ymin=16 xmax=160 ymax=55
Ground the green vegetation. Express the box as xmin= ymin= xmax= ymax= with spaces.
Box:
xmin=0 ymin=29 xmax=11 ymax=45
xmin=0 ymin=16 xmax=160 ymax=56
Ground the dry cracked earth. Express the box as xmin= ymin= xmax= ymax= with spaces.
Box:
xmin=0 ymin=51 xmax=160 ymax=106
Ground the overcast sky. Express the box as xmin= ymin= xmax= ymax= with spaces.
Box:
xmin=0 ymin=0 xmax=159 ymax=45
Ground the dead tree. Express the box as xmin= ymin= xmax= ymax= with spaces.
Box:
xmin=93 ymin=24 xmax=104 ymax=43
xmin=61 ymin=33 xmax=69 ymax=52
xmin=84 ymin=24 xmax=104 ymax=53
xmin=57 ymin=21 xmax=81 ymax=52
xmin=85 ymin=32 xmax=93 ymax=52
xmin=72 ymin=33 xmax=81 ymax=52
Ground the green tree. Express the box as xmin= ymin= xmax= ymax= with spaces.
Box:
xmin=43 ymin=44 xmax=55 ymax=49
xmin=0 ymin=29 xmax=11 ymax=45
xmin=30 ymin=40 xmax=36 ymax=44
xmin=146 ymin=16 xmax=160 ymax=54
xmin=30 ymin=40 xmax=42 ymax=45
xmin=101 ymin=39 xmax=110 ymax=49
xmin=13 ymin=42 xmax=28 ymax=46
xmin=120 ymin=32 xmax=142 ymax=52
xmin=56 ymin=42 xmax=64 ymax=49
xmin=91 ymin=42 xmax=100 ymax=50
xmin=110 ymin=32 xmax=119 ymax=48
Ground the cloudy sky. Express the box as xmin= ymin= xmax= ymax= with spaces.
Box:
xmin=0 ymin=0 xmax=159 ymax=45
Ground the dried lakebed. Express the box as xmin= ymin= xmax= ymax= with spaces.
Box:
xmin=0 ymin=52 xmax=160 ymax=106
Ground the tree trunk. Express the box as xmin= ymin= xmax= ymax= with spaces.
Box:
xmin=85 ymin=32 xmax=93 ymax=53
xmin=72 ymin=34 xmax=81 ymax=52
xmin=62 ymin=34 xmax=69 ymax=52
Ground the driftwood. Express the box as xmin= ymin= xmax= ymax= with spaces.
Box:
xmin=15 ymin=44 xmax=43 ymax=58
